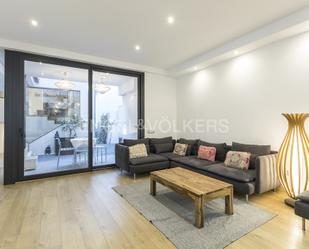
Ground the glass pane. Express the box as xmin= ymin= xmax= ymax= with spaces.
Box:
xmin=93 ymin=71 xmax=138 ymax=166
xmin=24 ymin=61 xmax=89 ymax=175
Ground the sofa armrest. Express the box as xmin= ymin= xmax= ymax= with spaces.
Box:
xmin=255 ymin=154 xmax=280 ymax=194
xmin=115 ymin=144 xmax=130 ymax=172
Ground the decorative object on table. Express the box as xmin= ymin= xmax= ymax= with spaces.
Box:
xmin=277 ymin=113 xmax=309 ymax=207
xmin=95 ymin=113 xmax=114 ymax=144
xmin=44 ymin=145 xmax=51 ymax=155
xmin=113 ymin=180 xmax=276 ymax=249
xmin=61 ymin=114 xmax=85 ymax=138
xmin=173 ymin=143 xmax=188 ymax=156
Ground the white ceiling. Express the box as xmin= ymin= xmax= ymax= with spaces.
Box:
xmin=1 ymin=0 xmax=309 ymax=70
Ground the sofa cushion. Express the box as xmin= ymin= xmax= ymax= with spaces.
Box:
xmin=173 ymin=143 xmax=188 ymax=156
xmin=130 ymin=161 xmax=170 ymax=174
xmin=154 ymin=143 xmax=174 ymax=153
xmin=232 ymin=142 xmax=271 ymax=169
xmin=171 ymin=156 xmax=216 ymax=170
xmin=198 ymin=146 xmax=216 ymax=162
xmin=124 ymin=138 xmax=150 ymax=153
xmin=224 ymin=151 xmax=251 ymax=170
xmin=149 ymin=137 xmax=173 ymax=153
xmin=206 ymin=163 xmax=256 ymax=183
xmin=298 ymin=191 xmax=309 ymax=203
xmin=129 ymin=153 xmax=168 ymax=166
xmin=177 ymin=138 xmax=199 ymax=155
xmin=232 ymin=142 xmax=271 ymax=156
xmin=159 ymin=152 xmax=183 ymax=160
xmin=198 ymin=141 xmax=227 ymax=162
xmin=295 ymin=200 xmax=309 ymax=220
xmin=129 ymin=144 xmax=148 ymax=159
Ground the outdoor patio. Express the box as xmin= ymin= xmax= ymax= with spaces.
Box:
xmin=24 ymin=144 xmax=115 ymax=176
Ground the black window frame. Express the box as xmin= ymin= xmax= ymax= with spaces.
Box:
xmin=4 ymin=50 xmax=144 ymax=184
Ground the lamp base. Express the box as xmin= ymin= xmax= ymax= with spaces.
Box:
xmin=284 ymin=198 xmax=296 ymax=208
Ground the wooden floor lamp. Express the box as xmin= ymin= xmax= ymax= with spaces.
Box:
xmin=277 ymin=113 xmax=309 ymax=207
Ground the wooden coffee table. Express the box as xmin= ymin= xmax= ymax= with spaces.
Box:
xmin=150 ymin=167 xmax=234 ymax=228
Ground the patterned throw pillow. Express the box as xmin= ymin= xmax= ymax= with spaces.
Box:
xmin=129 ymin=144 xmax=148 ymax=159
xmin=224 ymin=151 xmax=251 ymax=170
xmin=197 ymin=146 xmax=216 ymax=162
xmin=173 ymin=143 xmax=188 ymax=156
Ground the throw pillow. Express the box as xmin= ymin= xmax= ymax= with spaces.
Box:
xmin=224 ymin=151 xmax=251 ymax=170
xmin=124 ymin=138 xmax=150 ymax=153
xmin=231 ymin=142 xmax=271 ymax=155
xmin=173 ymin=143 xmax=188 ymax=156
xmin=154 ymin=143 xmax=174 ymax=153
xmin=198 ymin=140 xmax=227 ymax=161
xmin=177 ymin=138 xmax=199 ymax=155
xmin=149 ymin=137 xmax=173 ymax=153
xmin=231 ymin=142 xmax=271 ymax=169
xmin=197 ymin=146 xmax=216 ymax=162
xmin=129 ymin=144 xmax=148 ymax=159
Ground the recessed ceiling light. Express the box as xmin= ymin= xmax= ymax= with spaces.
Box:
xmin=194 ymin=66 xmax=198 ymax=71
xmin=30 ymin=19 xmax=38 ymax=27
xmin=134 ymin=45 xmax=141 ymax=51
xmin=167 ymin=16 xmax=175 ymax=25
xmin=234 ymin=50 xmax=239 ymax=56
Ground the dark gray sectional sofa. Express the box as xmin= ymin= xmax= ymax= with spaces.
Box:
xmin=115 ymin=137 xmax=280 ymax=200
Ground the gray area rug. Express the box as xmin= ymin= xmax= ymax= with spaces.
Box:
xmin=113 ymin=180 xmax=276 ymax=249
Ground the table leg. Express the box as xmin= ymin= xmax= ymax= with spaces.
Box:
xmin=195 ymin=197 xmax=204 ymax=228
xmin=225 ymin=188 xmax=234 ymax=215
xmin=150 ymin=178 xmax=156 ymax=196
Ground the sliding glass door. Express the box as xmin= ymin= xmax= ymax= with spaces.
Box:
xmin=92 ymin=70 xmax=139 ymax=167
xmin=4 ymin=50 xmax=144 ymax=184
xmin=24 ymin=60 xmax=89 ymax=175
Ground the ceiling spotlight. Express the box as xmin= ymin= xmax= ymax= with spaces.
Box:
xmin=134 ymin=45 xmax=141 ymax=51
xmin=234 ymin=50 xmax=239 ymax=56
xmin=194 ymin=66 xmax=198 ymax=71
xmin=30 ymin=19 xmax=38 ymax=27
xmin=167 ymin=16 xmax=175 ymax=25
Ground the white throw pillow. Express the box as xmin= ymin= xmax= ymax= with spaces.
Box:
xmin=173 ymin=143 xmax=188 ymax=156
xmin=129 ymin=144 xmax=148 ymax=159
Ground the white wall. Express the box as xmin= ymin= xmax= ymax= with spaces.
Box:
xmin=145 ymin=73 xmax=177 ymax=138
xmin=176 ymin=31 xmax=309 ymax=150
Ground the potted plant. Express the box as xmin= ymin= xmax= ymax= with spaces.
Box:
xmin=61 ymin=114 xmax=85 ymax=138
